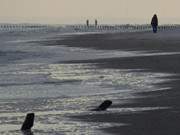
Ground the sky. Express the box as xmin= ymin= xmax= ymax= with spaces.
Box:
xmin=0 ymin=0 xmax=179 ymax=24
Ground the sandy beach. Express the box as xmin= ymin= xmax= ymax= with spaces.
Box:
xmin=0 ymin=29 xmax=180 ymax=135
xmin=2 ymin=0 xmax=180 ymax=134
xmin=48 ymin=30 xmax=180 ymax=135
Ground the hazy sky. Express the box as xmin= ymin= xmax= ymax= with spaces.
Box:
xmin=0 ymin=0 xmax=179 ymax=24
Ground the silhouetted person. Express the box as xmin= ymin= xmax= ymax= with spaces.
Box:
xmin=95 ymin=19 xmax=98 ymax=27
xmin=86 ymin=19 xmax=89 ymax=27
xmin=92 ymin=100 xmax=112 ymax=111
xmin=21 ymin=113 xmax=35 ymax=131
xmin=151 ymin=14 xmax=158 ymax=33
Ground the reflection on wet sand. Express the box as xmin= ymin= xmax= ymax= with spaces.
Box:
xmin=0 ymin=62 xmax=176 ymax=134
xmin=1 ymin=30 xmax=180 ymax=135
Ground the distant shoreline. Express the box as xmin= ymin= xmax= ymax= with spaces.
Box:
xmin=0 ymin=23 xmax=180 ymax=34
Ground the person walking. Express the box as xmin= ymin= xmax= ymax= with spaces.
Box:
xmin=151 ymin=14 xmax=158 ymax=33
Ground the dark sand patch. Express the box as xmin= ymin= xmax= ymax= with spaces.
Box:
xmin=36 ymin=30 xmax=180 ymax=52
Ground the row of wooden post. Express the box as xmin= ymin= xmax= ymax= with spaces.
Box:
xmin=0 ymin=23 xmax=179 ymax=32
xmin=69 ymin=24 xmax=180 ymax=32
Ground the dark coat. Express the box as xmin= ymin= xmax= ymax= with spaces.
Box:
xmin=151 ymin=15 xmax=158 ymax=27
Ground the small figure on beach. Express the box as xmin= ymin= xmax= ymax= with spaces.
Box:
xmin=86 ymin=19 xmax=89 ymax=27
xmin=95 ymin=19 xmax=98 ymax=27
xmin=21 ymin=113 xmax=35 ymax=134
xmin=92 ymin=100 xmax=112 ymax=111
xmin=151 ymin=14 xmax=158 ymax=33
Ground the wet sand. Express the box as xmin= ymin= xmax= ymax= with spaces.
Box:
xmin=38 ymin=30 xmax=180 ymax=52
xmin=1 ymin=29 xmax=180 ymax=134
xmin=47 ymin=30 xmax=180 ymax=135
